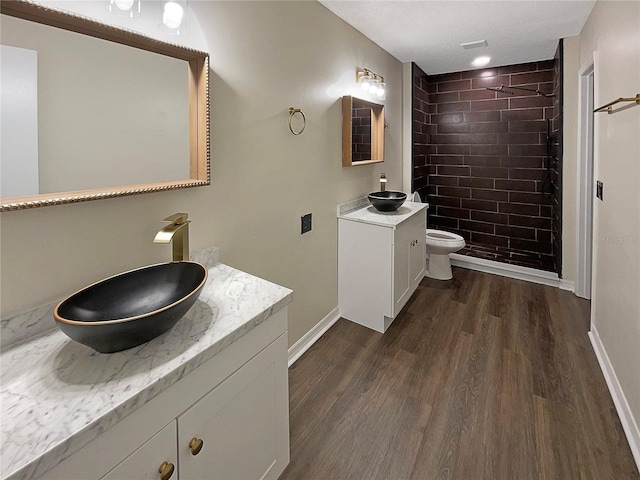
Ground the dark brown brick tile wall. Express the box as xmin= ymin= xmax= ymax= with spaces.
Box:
xmin=412 ymin=63 xmax=430 ymax=195
xmin=551 ymin=41 xmax=564 ymax=275
xmin=412 ymin=58 xmax=562 ymax=272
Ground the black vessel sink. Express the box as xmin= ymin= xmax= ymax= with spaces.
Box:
xmin=368 ymin=191 xmax=407 ymax=212
xmin=54 ymin=261 xmax=208 ymax=353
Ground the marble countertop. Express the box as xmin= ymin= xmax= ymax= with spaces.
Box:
xmin=0 ymin=254 xmax=293 ymax=480
xmin=338 ymin=200 xmax=429 ymax=228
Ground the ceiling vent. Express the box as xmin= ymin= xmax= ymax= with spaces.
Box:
xmin=460 ymin=40 xmax=488 ymax=49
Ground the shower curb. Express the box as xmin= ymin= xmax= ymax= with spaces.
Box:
xmin=450 ymin=253 xmax=574 ymax=291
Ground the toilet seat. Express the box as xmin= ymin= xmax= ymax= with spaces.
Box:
xmin=425 ymin=229 xmax=465 ymax=248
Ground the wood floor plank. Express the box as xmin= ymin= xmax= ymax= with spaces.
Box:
xmin=534 ymin=394 xmax=557 ymax=480
xmin=409 ymin=331 xmax=474 ymax=480
xmin=280 ymin=268 xmax=640 ymax=480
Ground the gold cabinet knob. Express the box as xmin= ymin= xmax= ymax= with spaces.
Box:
xmin=158 ymin=461 xmax=175 ymax=480
xmin=189 ymin=437 xmax=204 ymax=455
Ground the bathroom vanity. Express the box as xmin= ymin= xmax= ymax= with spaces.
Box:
xmin=338 ymin=200 xmax=428 ymax=333
xmin=0 ymin=249 xmax=292 ymax=480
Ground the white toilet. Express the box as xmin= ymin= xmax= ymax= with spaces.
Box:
xmin=412 ymin=192 xmax=466 ymax=280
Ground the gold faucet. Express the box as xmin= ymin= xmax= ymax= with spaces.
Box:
xmin=154 ymin=213 xmax=190 ymax=262
xmin=380 ymin=173 xmax=387 ymax=192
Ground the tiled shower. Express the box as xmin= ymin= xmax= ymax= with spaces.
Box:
xmin=412 ymin=44 xmax=563 ymax=273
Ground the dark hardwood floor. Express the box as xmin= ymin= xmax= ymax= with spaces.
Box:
xmin=281 ymin=268 xmax=639 ymax=480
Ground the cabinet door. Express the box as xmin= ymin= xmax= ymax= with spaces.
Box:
xmin=393 ymin=224 xmax=412 ymax=313
xmin=178 ymin=333 xmax=289 ymax=480
xmin=409 ymin=222 xmax=426 ymax=288
xmin=100 ymin=422 xmax=177 ymax=480
xmin=393 ymin=216 xmax=426 ymax=316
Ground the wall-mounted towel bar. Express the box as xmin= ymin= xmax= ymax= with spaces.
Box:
xmin=594 ymin=94 xmax=640 ymax=114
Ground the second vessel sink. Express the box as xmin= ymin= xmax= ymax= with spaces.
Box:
xmin=54 ymin=261 xmax=208 ymax=353
xmin=368 ymin=191 xmax=407 ymax=212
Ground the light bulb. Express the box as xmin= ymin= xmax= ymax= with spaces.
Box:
xmin=163 ymin=1 xmax=184 ymax=29
xmin=360 ymin=75 xmax=372 ymax=92
xmin=369 ymin=78 xmax=380 ymax=95
xmin=106 ymin=0 xmax=140 ymax=17
xmin=114 ymin=0 xmax=134 ymax=11
xmin=376 ymin=83 xmax=385 ymax=98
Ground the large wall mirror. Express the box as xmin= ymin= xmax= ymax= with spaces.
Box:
xmin=0 ymin=1 xmax=209 ymax=212
xmin=341 ymin=95 xmax=384 ymax=167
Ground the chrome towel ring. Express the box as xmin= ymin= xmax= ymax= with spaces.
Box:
xmin=288 ymin=107 xmax=306 ymax=135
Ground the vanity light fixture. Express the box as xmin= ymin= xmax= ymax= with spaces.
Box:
xmin=357 ymin=68 xmax=385 ymax=100
xmin=160 ymin=0 xmax=187 ymax=35
xmin=106 ymin=0 xmax=141 ymax=18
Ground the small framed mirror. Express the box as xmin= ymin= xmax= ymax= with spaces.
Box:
xmin=342 ymin=95 xmax=384 ymax=167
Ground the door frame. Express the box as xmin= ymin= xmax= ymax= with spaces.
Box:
xmin=575 ymin=62 xmax=595 ymax=299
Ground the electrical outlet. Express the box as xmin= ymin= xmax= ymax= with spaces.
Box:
xmin=301 ymin=213 xmax=312 ymax=234
xmin=596 ymin=181 xmax=603 ymax=200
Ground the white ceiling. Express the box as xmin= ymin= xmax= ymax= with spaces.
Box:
xmin=319 ymin=0 xmax=596 ymax=75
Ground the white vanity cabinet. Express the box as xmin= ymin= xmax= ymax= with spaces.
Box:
xmin=39 ymin=309 xmax=289 ymax=480
xmin=338 ymin=203 xmax=427 ymax=333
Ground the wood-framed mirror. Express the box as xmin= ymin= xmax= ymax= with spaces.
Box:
xmin=342 ymin=95 xmax=384 ymax=167
xmin=0 ymin=1 xmax=210 ymax=212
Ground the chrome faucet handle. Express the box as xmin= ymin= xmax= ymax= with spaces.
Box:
xmin=162 ymin=212 xmax=189 ymax=225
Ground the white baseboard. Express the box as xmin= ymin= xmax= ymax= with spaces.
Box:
xmin=288 ymin=306 xmax=340 ymax=367
xmin=450 ymin=253 xmax=574 ymax=292
xmin=559 ymin=279 xmax=575 ymax=292
xmin=589 ymin=326 xmax=640 ymax=470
